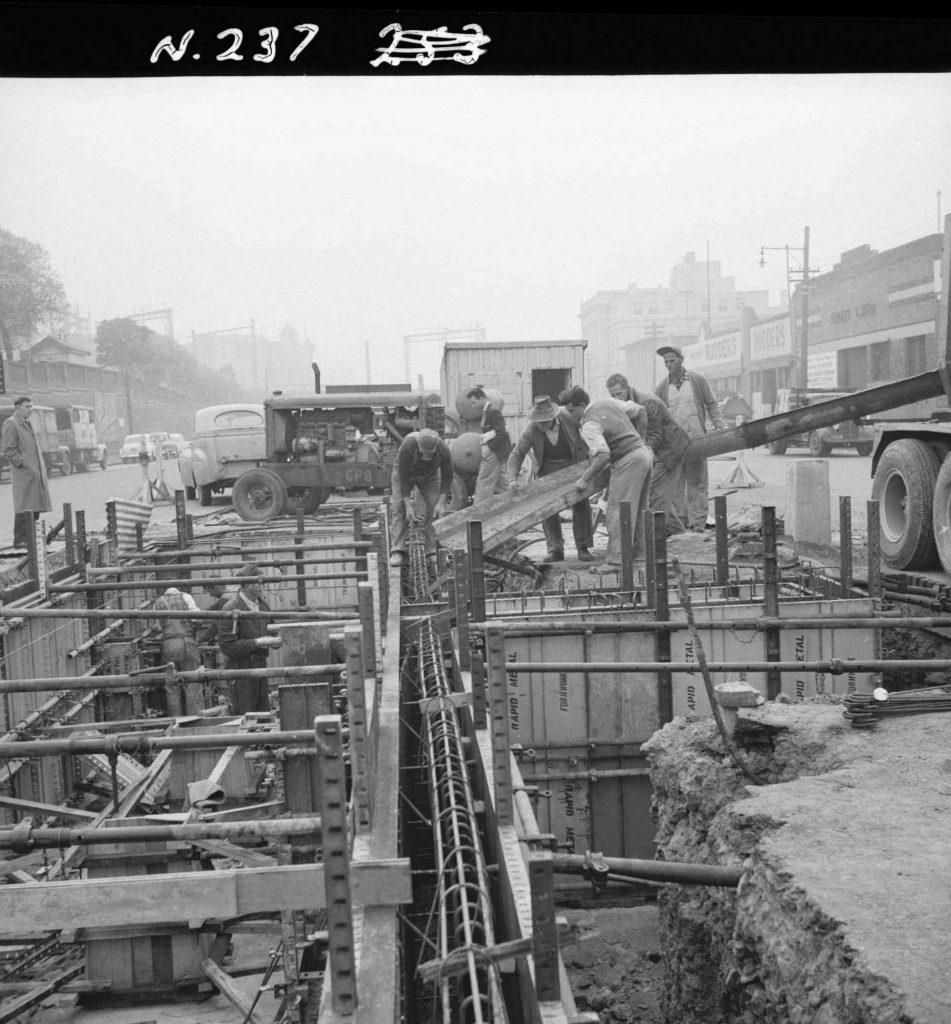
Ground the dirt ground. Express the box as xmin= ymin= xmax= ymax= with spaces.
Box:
xmin=561 ymin=905 xmax=666 ymax=1024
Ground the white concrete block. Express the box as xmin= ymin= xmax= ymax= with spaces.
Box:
xmin=785 ymin=459 xmax=831 ymax=545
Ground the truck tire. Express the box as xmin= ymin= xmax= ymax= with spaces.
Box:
xmin=767 ymin=440 xmax=788 ymax=456
xmin=184 ymin=485 xmax=196 ymax=501
xmin=75 ymin=456 xmax=88 ymax=473
xmin=232 ymin=468 xmax=288 ymax=522
xmin=285 ymin=487 xmax=329 ymax=515
xmin=871 ymin=439 xmax=941 ymax=570
xmin=931 ymin=456 xmax=951 ymax=575
xmin=807 ymin=431 xmax=831 ymax=457
xmin=199 ymin=484 xmax=213 ymax=506
xmin=856 ymin=442 xmax=873 ymax=457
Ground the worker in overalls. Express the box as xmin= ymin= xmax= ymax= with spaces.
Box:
xmin=653 ymin=346 xmax=726 ymax=531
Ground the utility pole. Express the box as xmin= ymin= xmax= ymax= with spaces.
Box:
xmin=705 ymin=240 xmax=712 ymax=334
xmin=800 ymin=226 xmax=810 ymax=389
xmin=760 ymin=231 xmax=816 ymax=390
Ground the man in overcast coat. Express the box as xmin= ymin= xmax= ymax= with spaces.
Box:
xmin=1 ymin=397 xmax=51 ymax=550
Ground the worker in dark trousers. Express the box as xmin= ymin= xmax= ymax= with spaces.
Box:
xmin=196 ymin=580 xmax=230 ymax=706
xmin=606 ymin=373 xmax=691 ymax=535
xmin=152 ymin=587 xmax=204 ymax=716
xmin=217 ymin=563 xmax=282 ymax=714
xmin=388 ymin=428 xmax=453 ymax=567
xmin=506 ymin=395 xmax=594 ymax=562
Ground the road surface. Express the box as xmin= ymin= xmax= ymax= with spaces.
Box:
xmin=0 ymin=446 xmax=878 ymax=551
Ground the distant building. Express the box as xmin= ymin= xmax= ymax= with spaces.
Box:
xmin=610 ymin=231 xmax=945 ymax=420
xmin=580 ymin=251 xmax=781 ymax=392
xmin=797 ymin=232 xmax=942 ymax=417
xmin=23 ymin=335 xmax=94 ymax=366
xmin=192 ymin=323 xmax=313 ymax=399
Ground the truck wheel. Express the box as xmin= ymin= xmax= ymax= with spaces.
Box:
xmin=807 ymin=432 xmax=831 ymax=457
xmin=185 ymin=485 xmax=197 ymax=501
xmin=285 ymin=487 xmax=329 ymax=515
xmin=856 ymin=443 xmax=873 ymax=457
xmin=199 ymin=484 xmax=213 ymax=506
xmin=931 ymin=457 xmax=951 ymax=575
xmin=75 ymin=458 xmax=88 ymax=473
xmin=767 ymin=440 xmax=788 ymax=456
xmin=871 ymin=439 xmax=941 ymax=570
xmin=232 ymin=469 xmax=288 ymax=522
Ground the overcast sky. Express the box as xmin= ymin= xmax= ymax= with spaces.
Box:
xmin=2 ymin=71 xmax=949 ymax=388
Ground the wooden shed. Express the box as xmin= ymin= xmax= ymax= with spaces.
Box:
xmin=439 ymin=338 xmax=587 ymax=440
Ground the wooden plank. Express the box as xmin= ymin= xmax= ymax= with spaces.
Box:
xmin=432 ymin=462 xmax=608 ymax=553
xmin=0 ymin=795 xmax=99 ymax=821
xmin=0 ymin=861 xmax=412 ymax=933
xmin=189 ymin=839 xmax=276 ymax=868
xmin=202 ymin=958 xmax=266 ymax=1024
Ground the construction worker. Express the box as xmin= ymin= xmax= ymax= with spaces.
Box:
xmin=389 ymin=428 xmax=453 ymax=567
xmin=654 ymin=345 xmax=726 ymax=531
xmin=506 ymin=395 xmax=594 ymax=562
xmin=606 ymin=373 xmax=691 ymax=536
xmin=217 ymin=562 xmax=282 ymax=714
xmin=152 ymin=587 xmax=204 ymax=716
xmin=560 ymin=386 xmax=653 ymax=573
xmin=466 ymin=387 xmax=512 ymax=503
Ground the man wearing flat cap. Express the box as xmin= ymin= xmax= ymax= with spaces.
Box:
xmin=506 ymin=395 xmax=594 ymax=562
xmin=389 ymin=428 xmax=453 ymax=568
xmin=217 ymin=561 xmax=282 ymax=714
xmin=654 ymin=345 xmax=726 ymax=531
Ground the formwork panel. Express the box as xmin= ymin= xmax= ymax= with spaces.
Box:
xmin=503 ymin=627 xmax=660 ymax=860
xmin=669 ymin=597 xmax=878 ymax=718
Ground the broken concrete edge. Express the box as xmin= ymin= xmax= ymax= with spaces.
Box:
xmin=644 ymin=701 xmax=949 ymax=1024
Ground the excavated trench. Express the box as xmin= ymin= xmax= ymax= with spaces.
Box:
xmin=642 ymin=698 xmax=951 ymax=1024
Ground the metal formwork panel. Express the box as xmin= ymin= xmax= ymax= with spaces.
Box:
xmin=668 ymin=597 xmax=878 ymax=718
xmin=502 ymin=626 xmax=659 ymax=859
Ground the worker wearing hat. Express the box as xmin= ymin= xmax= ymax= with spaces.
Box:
xmin=654 ymin=345 xmax=726 ymax=531
xmin=389 ymin=428 xmax=453 ymax=567
xmin=606 ymin=373 xmax=691 ymax=536
xmin=217 ymin=561 xmax=282 ymax=714
xmin=506 ymin=395 xmax=594 ymax=562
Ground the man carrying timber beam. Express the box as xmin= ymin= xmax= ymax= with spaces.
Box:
xmin=506 ymin=395 xmax=594 ymax=563
xmin=560 ymin=386 xmax=653 ymax=575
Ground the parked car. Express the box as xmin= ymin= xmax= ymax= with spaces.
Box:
xmin=120 ymin=431 xmax=183 ymax=463
xmin=120 ymin=434 xmax=156 ymax=463
xmin=161 ymin=433 xmax=189 ymax=459
xmin=177 ymin=405 xmax=266 ymax=506
xmin=765 ymin=387 xmax=875 ymax=457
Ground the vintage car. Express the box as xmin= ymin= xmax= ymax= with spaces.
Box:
xmin=177 ymin=404 xmax=266 ymax=506
xmin=766 ymin=387 xmax=875 ymax=457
